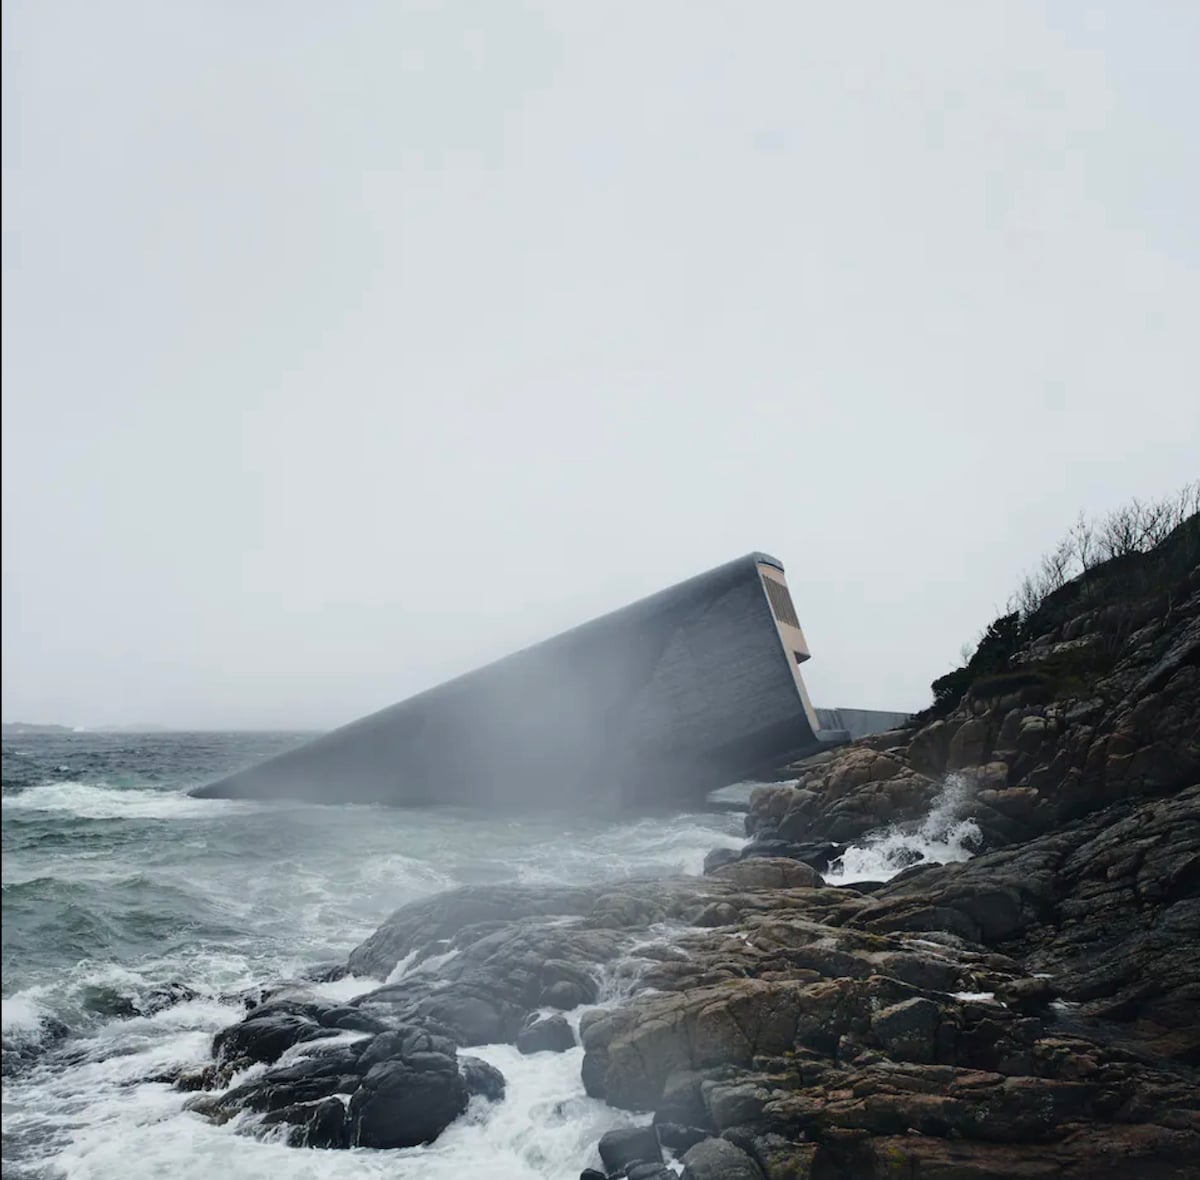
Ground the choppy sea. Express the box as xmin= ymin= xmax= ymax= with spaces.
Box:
xmin=2 ymin=731 xmax=978 ymax=1178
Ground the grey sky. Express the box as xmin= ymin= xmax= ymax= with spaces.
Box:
xmin=3 ymin=1 xmax=1197 ymax=731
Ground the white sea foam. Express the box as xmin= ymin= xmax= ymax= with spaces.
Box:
xmin=6 ymin=984 xmax=645 ymax=1180
xmin=1 ymin=781 xmax=257 ymax=821
xmin=824 ymin=774 xmax=983 ymax=885
xmin=21 ymin=1040 xmax=642 ymax=1180
xmin=304 ymin=975 xmax=379 ymax=1005
xmin=2 ymin=988 xmax=51 ymax=1037
xmin=3 ymin=760 xmax=744 ymax=1178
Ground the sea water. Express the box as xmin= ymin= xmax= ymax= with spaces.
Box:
xmin=2 ymin=732 xmax=980 ymax=1178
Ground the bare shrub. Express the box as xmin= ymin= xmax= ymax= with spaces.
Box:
xmin=1011 ymin=481 xmax=1198 ymax=621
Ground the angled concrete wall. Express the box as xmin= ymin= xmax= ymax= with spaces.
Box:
xmin=194 ymin=553 xmax=825 ymax=809
xmin=814 ymin=707 xmax=912 ymax=742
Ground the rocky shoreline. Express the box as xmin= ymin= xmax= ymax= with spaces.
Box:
xmin=178 ymin=516 xmax=1199 ymax=1177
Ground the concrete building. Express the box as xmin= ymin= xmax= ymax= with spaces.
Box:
xmin=193 ymin=553 xmax=906 ymax=808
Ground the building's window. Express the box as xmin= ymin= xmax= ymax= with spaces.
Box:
xmin=794 ymin=650 xmax=806 ymax=666
xmin=763 ymin=576 xmax=800 ymax=629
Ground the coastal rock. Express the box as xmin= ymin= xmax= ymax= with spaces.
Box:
xmin=346 ymin=879 xmax=730 ymax=1045
xmin=516 ymin=1013 xmax=575 ymax=1054
xmin=849 ymin=785 xmax=1200 ymax=1058
xmin=260 ymin=1096 xmax=348 ymax=1148
xmin=205 ymin=532 xmax=1200 ymax=1165
xmin=189 ymin=1016 xmax=482 ymax=1151
xmin=459 ymin=1055 xmax=506 ymax=1102
xmin=348 ymin=1051 xmax=468 ymax=1148
xmin=598 ymin=1124 xmax=663 ymax=1172
xmin=540 ymin=958 xmax=599 ymax=1008
xmin=870 ymin=996 xmax=943 ymax=1064
xmin=653 ymin=1121 xmax=709 ymax=1152
xmin=680 ymin=1137 xmax=764 ymax=1180
xmin=211 ymin=1004 xmax=340 ymax=1066
xmin=855 ymin=1125 xmax=1200 ymax=1180
xmin=702 ymin=847 xmax=740 ymax=874
xmin=711 ymin=857 xmax=822 ymax=890
xmin=739 ymin=838 xmax=846 ymax=872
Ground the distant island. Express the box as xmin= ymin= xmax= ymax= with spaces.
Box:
xmin=1 ymin=721 xmax=73 ymax=735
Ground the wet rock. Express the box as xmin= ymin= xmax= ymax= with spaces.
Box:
xmin=410 ymin=990 xmax=513 ymax=1046
xmin=871 ymin=997 xmax=943 ymax=1064
xmin=540 ymin=958 xmax=599 ymax=1008
xmin=740 ymin=839 xmax=846 ymax=872
xmin=711 ymin=857 xmax=822 ymax=890
xmin=346 ymin=883 xmax=604 ymax=978
xmin=357 ymin=1026 xmax=457 ymax=1072
xmin=654 ymin=1068 xmax=711 ymax=1127
xmin=459 ymin=1055 xmax=506 ymax=1102
xmin=703 ymin=847 xmax=741 ymax=874
xmin=653 ymin=1121 xmax=709 ymax=1153
xmin=856 ymin=1125 xmax=1200 ymax=1180
xmin=749 ymin=1134 xmax=820 ymax=1179
xmin=626 ymin=1165 xmax=674 ymax=1180
xmin=298 ymin=961 xmax=349 ymax=983
xmin=141 ymin=982 xmax=199 ymax=1016
xmin=194 ymin=1054 xmax=361 ymax=1122
xmin=348 ymin=1052 xmax=468 ymax=1148
xmin=517 ymin=1013 xmax=576 ymax=1054
xmin=598 ymin=1125 xmax=663 ymax=1172
xmin=996 ymin=976 xmax=1057 ymax=1013
xmin=541 ymin=980 xmax=585 ymax=1009
xmin=315 ymin=1006 xmax=389 ymax=1034
xmin=680 ymin=1136 xmax=764 ymax=1180
xmin=261 ymin=1096 xmax=348 ymax=1148
xmin=212 ymin=1008 xmax=338 ymax=1066
xmin=351 ymin=889 xmax=668 ymax=1044
xmin=703 ymin=1080 xmax=769 ymax=1130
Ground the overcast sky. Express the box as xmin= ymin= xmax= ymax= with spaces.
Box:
xmin=2 ymin=1 xmax=1197 ymax=731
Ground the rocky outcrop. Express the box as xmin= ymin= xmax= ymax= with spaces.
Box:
xmin=517 ymin=1012 xmax=576 ymax=1054
xmin=748 ymin=525 xmax=1200 ymax=854
xmin=185 ymin=1014 xmax=487 ymax=1149
xmin=185 ymin=516 xmax=1198 ymax=1173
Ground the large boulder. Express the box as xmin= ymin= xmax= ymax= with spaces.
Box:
xmin=348 ymin=1052 xmax=468 ymax=1148
xmin=711 ymin=857 xmax=822 ymax=890
xmin=260 ymin=1096 xmax=348 ymax=1148
xmin=680 ymin=1137 xmax=765 ymax=1180
xmin=739 ymin=839 xmax=847 ymax=872
xmin=702 ymin=847 xmax=741 ymax=874
xmin=212 ymin=1005 xmax=338 ymax=1066
xmin=598 ymin=1124 xmax=663 ymax=1172
xmin=459 ymin=1055 xmax=506 ymax=1102
xmin=871 ymin=996 xmax=945 ymax=1065
xmin=516 ymin=1013 xmax=576 ymax=1054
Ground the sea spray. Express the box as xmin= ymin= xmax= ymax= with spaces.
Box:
xmin=2 ymin=730 xmax=744 ymax=1178
xmin=824 ymin=773 xmax=983 ymax=885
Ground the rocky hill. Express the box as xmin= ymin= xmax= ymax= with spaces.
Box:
xmin=178 ymin=511 xmax=1199 ymax=1179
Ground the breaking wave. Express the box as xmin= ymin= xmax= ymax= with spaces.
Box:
xmin=824 ymin=773 xmax=983 ymax=884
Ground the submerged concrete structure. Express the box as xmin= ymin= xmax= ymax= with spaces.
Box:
xmin=194 ymin=553 xmax=899 ymax=809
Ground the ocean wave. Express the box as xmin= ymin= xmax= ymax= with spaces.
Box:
xmin=1 ymin=781 xmax=257 ymax=822
xmin=2 ymin=989 xmax=52 ymax=1038
xmin=824 ymin=773 xmax=983 ymax=885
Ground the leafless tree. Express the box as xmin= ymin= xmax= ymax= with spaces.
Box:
xmin=1070 ymin=509 xmax=1096 ymax=570
xmin=1010 ymin=481 xmax=1198 ymax=621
